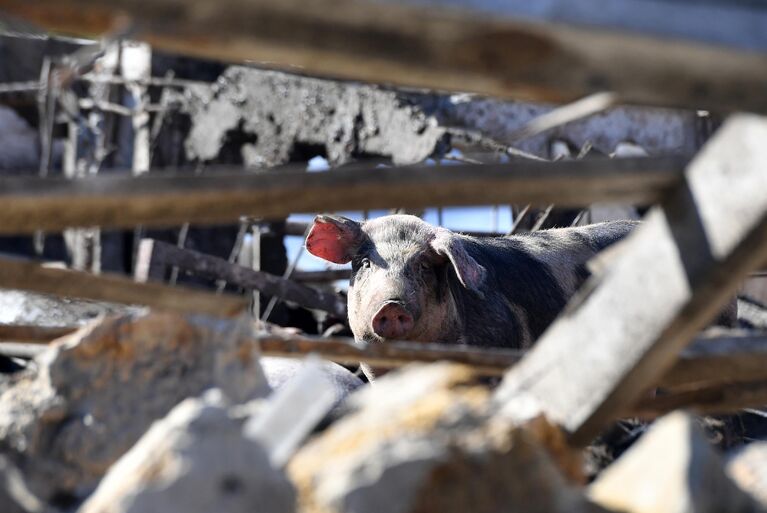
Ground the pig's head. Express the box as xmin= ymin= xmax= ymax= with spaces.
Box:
xmin=306 ymin=214 xmax=486 ymax=344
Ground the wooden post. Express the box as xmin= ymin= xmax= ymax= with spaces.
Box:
xmin=251 ymin=224 xmax=263 ymax=321
xmin=133 ymin=239 xmax=168 ymax=283
xmin=121 ymin=41 xmax=153 ymax=272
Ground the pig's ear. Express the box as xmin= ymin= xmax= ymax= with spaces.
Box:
xmin=430 ymin=229 xmax=486 ymax=293
xmin=305 ymin=215 xmax=363 ymax=264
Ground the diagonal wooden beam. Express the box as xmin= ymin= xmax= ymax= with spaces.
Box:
xmin=494 ymin=115 xmax=767 ymax=446
xmin=135 ymin=239 xmax=347 ymax=317
xmin=0 ymin=157 xmax=683 ymax=234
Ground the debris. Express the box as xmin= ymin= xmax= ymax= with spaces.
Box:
xmin=0 ymin=289 xmax=136 ymax=327
xmin=289 ymin=363 xmax=602 ymax=513
xmin=79 ymin=390 xmax=296 ymax=513
xmin=244 ymin=356 xmax=339 ymax=467
xmin=0 ymin=312 xmax=268 ymax=502
xmin=258 ymin=356 xmax=363 ymax=413
xmin=589 ymin=412 xmax=761 ymax=513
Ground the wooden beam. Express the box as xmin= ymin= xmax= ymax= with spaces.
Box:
xmin=4 ymin=319 xmax=767 ymax=404
xmin=631 ymin=381 xmax=767 ymax=419
xmin=286 ymin=220 xmax=520 ymax=240
xmin=256 ymin=332 xmax=522 ymax=375
xmin=0 ymin=255 xmax=248 ymax=317
xmin=6 ymin=329 xmax=767 ymax=417
xmin=494 ymin=115 xmax=767 ymax=446
xmin=436 ymin=0 xmax=767 ymax=53
xmin=2 ymin=0 xmax=767 ymax=112
xmin=135 ymin=239 xmax=347 ymax=317
xmin=0 ymin=324 xmax=76 ymax=343
xmin=260 ymin=332 xmax=767 ymax=392
xmin=657 ymin=333 xmax=767 ymax=389
xmin=0 ymin=342 xmax=45 ymax=359
xmin=0 ymin=157 xmax=683 ymax=234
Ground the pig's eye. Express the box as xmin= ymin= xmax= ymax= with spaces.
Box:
xmin=360 ymin=258 xmax=371 ymax=269
xmin=419 ymin=260 xmax=431 ymax=272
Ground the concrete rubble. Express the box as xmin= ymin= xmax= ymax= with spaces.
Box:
xmin=182 ymin=65 xmax=701 ymax=168
xmin=0 ymin=311 xmax=269 ymax=503
xmin=78 ymin=390 xmax=296 ymax=513
xmin=288 ymin=363 xmax=603 ymax=513
xmin=0 ymin=312 xmax=767 ymax=513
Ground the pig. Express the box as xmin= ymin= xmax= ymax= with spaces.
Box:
xmin=305 ymin=213 xmax=638 ymax=349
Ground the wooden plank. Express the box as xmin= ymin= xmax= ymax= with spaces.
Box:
xmin=0 ymin=342 xmax=45 ymax=359
xmin=256 ymin=333 xmax=522 ymax=377
xmin=286 ymin=221 xmax=524 ymax=240
xmin=6 ymin=329 xmax=767 ymax=417
xmin=0 ymin=157 xmax=684 ymax=234
xmin=3 ymin=0 xmax=767 ymax=112
xmin=658 ymin=333 xmax=767 ymax=389
xmin=4 ymin=319 xmax=767 ymax=400
xmin=0 ymin=255 xmax=248 ymax=317
xmin=133 ymin=238 xmax=168 ymax=282
xmin=494 ymin=115 xmax=767 ymax=446
xmin=440 ymin=0 xmax=767 ymax=52
xmin=632 ymin=381 xmax=767 ymax=418
xmin=136 ymin=239 xmax=347 ymax=317
xmin=0 ymin=324 xmax=76 ymax=343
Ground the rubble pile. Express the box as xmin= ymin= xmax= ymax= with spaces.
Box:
xmin=0 ymin=310 xmax=765 ymax=513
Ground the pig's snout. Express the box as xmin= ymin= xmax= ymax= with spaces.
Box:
xmin=371 ymin=302 xmax=414 ymax=340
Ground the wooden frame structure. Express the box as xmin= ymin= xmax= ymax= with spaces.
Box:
xmin=0 ymin=0 xmax=766 ymax=462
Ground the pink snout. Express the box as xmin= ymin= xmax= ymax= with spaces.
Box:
xmin=371 ymin=302 xmax=414 ymax=339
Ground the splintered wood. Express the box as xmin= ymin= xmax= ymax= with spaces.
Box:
xmin=495 ymin=115 xmax=767 ymax=445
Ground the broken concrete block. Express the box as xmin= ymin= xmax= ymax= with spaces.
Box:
xmin=727 ymin=442 xmax=767 ymax=508
xmin=289 ymin=363 xmax=604 ymax=513
xmin=184 ymin=67 xmax=447 ymax=166
xmin=78 ymin=391 xmax=295 ymax=513
xmin=0 ymin=312 xmax=269 ymax=502
xmin=589 ymin=411 xmax=761 ymax=513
